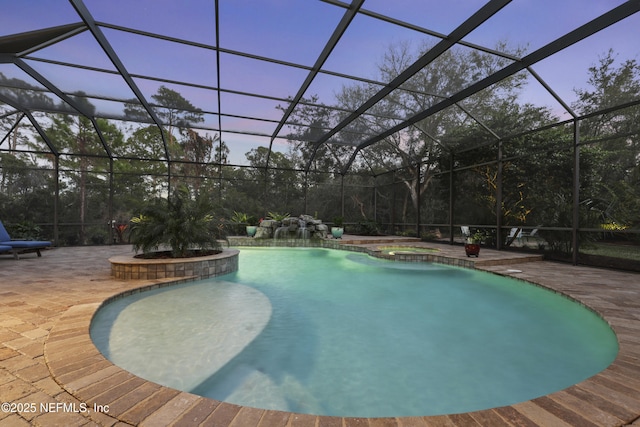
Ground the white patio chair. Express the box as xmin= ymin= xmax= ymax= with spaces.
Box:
xmin=460 ymin=226 xmax=470 ymax=242
xmin=521 ymin=227 xmax=540 ymax=241
xmin=507 ymin=228 xmax=522 ymax=239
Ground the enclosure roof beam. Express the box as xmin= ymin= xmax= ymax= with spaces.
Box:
xmin=20 ymin=49 xmax=455 ymax=138
xmin=307 ymin=0 xmax=513 ymax=173
xmin=0 ymin=109 xmax=21 ymax=121
xmin=0 ymin=113 xmax=25 ymax=148
xmin=321 ymin=0 xmax=521 ymax=62
xmin=0 ymin=23 xmax=114 ymax=158
xmin=411 ymin=125 xmax=450 ymax=154
xmin=265 ymin=0 xmax=365 ymax=171
xmin=24 ymin=111 xmax=59 ymax=156
xmin=68 ymin=0 xmax=170 ymax=161
xmin=14 ymin=59 xmax=95 ymax=118
xmin=100 ymin=16 xmax=510 ymax=103
xmin=0 ymin=23 xmax=86 ymax=56
xmin=0 ymin=91 xmax=59 ymax=155
xmin=97 ymin=20 xmax=427 ymax=101
xmin=578 ymin=97 xmax=640 ymax=122
xmin=14 ymin=59 xmax=114 ymax=158
xmin=340 ymin=0 xmax=640 ymax=174
xmin=455 ymin=103 xmax=502 ymax=141
xmin=527 ymin=66 xmax=578 ymax=118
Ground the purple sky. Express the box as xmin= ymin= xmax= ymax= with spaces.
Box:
xmin=2 ymin=0 xmax=639 ymax=164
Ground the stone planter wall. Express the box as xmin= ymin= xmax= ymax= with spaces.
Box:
xmin=109 ymin=249 xmax=239 ymax=280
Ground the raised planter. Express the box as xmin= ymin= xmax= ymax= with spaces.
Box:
xmin=109 ymin=249 xmax=239 ymax=280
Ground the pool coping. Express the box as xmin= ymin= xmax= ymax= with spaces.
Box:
xmin=38 ymin=241 xmax=640 ymax=426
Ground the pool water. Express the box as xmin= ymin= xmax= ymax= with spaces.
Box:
xmin=91 ymin=247 xmax=618 ymax=417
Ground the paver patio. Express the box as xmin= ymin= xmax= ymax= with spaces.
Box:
xmin=1 ymin=239 xmax=639 ymax=426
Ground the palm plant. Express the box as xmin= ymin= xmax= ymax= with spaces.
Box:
xmin=130 ymin=186 xmax=225 ymax=258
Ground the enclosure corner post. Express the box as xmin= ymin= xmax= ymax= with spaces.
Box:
xmin=54 ymin=155 xmax=60 ymax=246
xmin=416 ymin=161 xmax=421 ymax=238
xmin=340 ymin=173 xmax=345 ymax=218
xmin=109 ymin=158 xmax=114 ymax=245
xmin=496 ymin=139 xmax=503 ymax=250
xmin=449 ymin=152 xmax=454 ymax=245
xmin=572 ymin=120 xmax=580 ymax=265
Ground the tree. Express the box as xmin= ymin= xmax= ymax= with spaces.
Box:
xmin=213 ymin=138 xmax=229 ymax=165
xmin=178 ymin=129 xmax=218 ymax=194
xmin=374 ymin=42 xmax=529 ymax=222
xmin=41 ymin=94 xmax=124 ymax=244
xmin=278 ymin=96 xmax=352 ymax=178
xmin=123 ymin=86 xmax=204 ymax=150
xmin=115 ymin=125 xmax=169 ymax=204
xmin=573 ymin=50 xmax=640 ymax=228
xmin=283 ymin=41 xmax=528 ymax=223
xmin=237 ymin=147 xmax=302 ymax=215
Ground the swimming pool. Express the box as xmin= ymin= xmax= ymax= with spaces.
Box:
xmin=91 ymin=247 xmax=618 ymax=417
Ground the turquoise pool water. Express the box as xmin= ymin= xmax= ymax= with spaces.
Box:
xmin=91 ymin=247 xmax=618 ymax=417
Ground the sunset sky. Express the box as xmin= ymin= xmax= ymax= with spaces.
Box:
xmin=2 ymin=0 xmax=639 ymax=163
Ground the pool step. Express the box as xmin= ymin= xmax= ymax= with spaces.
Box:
xmin=210 ymin=364 xmax=325 ymax=415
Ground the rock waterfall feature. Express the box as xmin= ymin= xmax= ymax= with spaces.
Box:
xmin=254 ymin=215 xmax=328 ymax=239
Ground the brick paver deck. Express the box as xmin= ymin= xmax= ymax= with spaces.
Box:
xmin=1 ymin=238 xmax=639 ymax=426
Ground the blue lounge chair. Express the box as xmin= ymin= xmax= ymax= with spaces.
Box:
xmin=0 ymin=220 xmax=52 ymax=259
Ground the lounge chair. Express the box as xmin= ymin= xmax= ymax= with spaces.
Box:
xmin=0 ymin=220 xmax=52 ymax=259
xmin=521 ymin=227 xmax=540 ymax=241
xmin=507 ymin=227 xmax=522 ymax=239
xmin=505 ymin=227 xmax=522 ymax=246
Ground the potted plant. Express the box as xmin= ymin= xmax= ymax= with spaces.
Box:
xmin=231 ymin=211 xmax=258 ymax=237
xmin=130 ymin=186 xmax=225 ymax=258
xmin=464 ymin=230 xmax=485 ymax=257
xmin=331 ymin=216 xmax=344 ymax=239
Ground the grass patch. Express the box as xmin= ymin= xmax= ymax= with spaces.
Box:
xmin=580 ymin=243 xmax=640 ymax=262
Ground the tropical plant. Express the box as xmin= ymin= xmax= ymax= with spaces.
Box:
xmin=468 ymin=230 xmax=487 ymax=244
xmin=129 ymin=186 xmax=225 ymax=258
xmin=230 ymin=211 xmax=256 ymax=225
xmin=230 ymin=211 xmax=257 ymax=234
xmin=267 ymin=211 xmax=290 ymax=222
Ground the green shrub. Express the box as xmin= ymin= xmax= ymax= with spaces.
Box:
xmin=5 ymin=221 xmax=43 ymax=240
xmin=356 ymin=219 xmax=382 ymax=236
xmin=130 ymin=186 xmax=225 ymax=258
